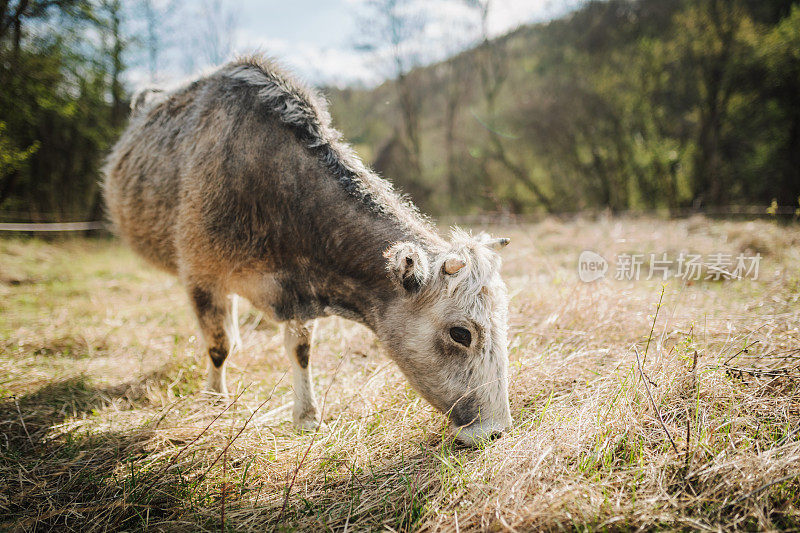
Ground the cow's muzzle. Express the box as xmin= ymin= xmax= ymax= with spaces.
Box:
xmin=452 ymin=418 xmax=510 ymax=446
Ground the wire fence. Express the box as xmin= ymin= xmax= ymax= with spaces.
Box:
xmin=440 ymin=205 xmax=800 ymax=226
xmin=0 ymin=221 xmax=106 ymax=232
xmin=0 ymin=205 xmax=796 ymax=233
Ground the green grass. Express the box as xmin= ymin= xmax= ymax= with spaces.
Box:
xmin=1 ymin=216 xmax=799 ymax=531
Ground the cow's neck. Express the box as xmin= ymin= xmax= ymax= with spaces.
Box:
xmin=279 ymin=185 xmax=441 ymax=331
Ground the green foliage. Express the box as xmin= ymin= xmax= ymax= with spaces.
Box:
xmin=2 ymin=0 xmax=799 ymax=219
xmin=329 ymin=0 xmax=800 ymax=214
xmin=0 ymin=122 xmax=39 ymax=179
xmin=0 ymin=0 xmax=125 ymax=221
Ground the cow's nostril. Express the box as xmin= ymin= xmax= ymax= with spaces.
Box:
xmin=489 ymin=431 xmax=503 ymax=441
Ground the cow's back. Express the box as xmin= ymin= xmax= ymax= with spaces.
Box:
xmin=103 ymin=75 xmax=300 ymax=275
xmin=104 ymin=86 xmax=204 ymax=274
xmin=104 ymin=56 xmax=426 ymax=285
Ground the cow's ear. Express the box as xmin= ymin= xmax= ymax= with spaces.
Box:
xmin=384 ymin=242 xmax=430 ymax=293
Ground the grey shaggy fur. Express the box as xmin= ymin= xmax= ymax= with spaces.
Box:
xmin=227 ymin=63 xmax=404 ymax=216
xmin=103 ymin=55 xmax=512 ymax=444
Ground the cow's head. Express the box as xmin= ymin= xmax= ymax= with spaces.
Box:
xmin=380 ymin=230 xmax=512 ymax=446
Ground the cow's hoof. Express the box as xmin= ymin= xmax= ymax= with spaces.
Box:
xmin=294 ymin=416 xmax=324 ymax=433
xmin=201 ymin=390 xmax=229 ymax=403
xmin=202 ymin=384 xmax=229 ymax=396
xmin=204 ymin=372 xmax=228 ymax=397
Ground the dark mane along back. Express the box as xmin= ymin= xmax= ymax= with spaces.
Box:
xmin=222 ymin=55 xmax=430 ymax=234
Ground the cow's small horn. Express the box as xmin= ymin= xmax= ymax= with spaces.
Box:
xmin=443 ymin=258 xmax=466 ymax=275
xmin=486 ymin=237 xmax=510 ymax=251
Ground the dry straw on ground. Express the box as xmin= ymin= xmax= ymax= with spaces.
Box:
xmin=1 ymin=216 xmax=799 ymax=531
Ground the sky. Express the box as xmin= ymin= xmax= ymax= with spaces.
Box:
xmin=128 ymin=0 xmax=582 ymax=90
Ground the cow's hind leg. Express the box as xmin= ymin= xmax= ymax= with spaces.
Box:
xmin=283 ymin=319 xmax=319 ymax=431
xmin=189 ymin=285 xmax=240 ymax=395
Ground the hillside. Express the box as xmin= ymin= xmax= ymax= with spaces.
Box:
xmin=1 ymin=0 xmax=797 ymax=221
xmin=326 ymin=0 xmax=800 ymax=215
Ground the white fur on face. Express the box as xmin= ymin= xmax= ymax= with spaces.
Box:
xmin=382 ymin=230 xmax=512 ymax=443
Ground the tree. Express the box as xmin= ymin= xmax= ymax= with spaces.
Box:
xmin=192 ymin=0 xmax=238 ymax=68
xmin=472 ymin=0 xmax=553 ymax=211
xmin=100 ymin=0 xmax=126 ymax=128
xmin=0 ymin=0 xmax=125 ymax=220
xmin=0 ymin=122 xmax=38 ymax=207
xmin=438 ymin=2 xmax=481 ymax=208
xmin=674 ymin=0 xmax=755 ymax=206
xmin=756 ymin=4 xmax=800 ymax=205
xmin=357 ymin=0 xmax=428 ymax=178
xmin=138 ymin=0 xmax=181 ymax=83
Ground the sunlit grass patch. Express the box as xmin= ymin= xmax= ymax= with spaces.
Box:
xmin=1 ymin=217 xmax=799 ymax=531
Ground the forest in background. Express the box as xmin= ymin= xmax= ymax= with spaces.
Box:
xmin=0 ymin=0 xmax=236 ymax=222
xmin=1 ymin=0 xmax=799 ymax=221
xmin=330 ymin=0 xmax=800 ymax=214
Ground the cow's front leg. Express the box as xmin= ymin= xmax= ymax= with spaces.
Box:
xmin=189 ymin=285 xmax=240 ymax=395
xmin=283 ymin=319 xmax=319 ymax=430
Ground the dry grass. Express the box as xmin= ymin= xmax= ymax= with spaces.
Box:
xmin=1 ymin=216 xmax=799 ymax=532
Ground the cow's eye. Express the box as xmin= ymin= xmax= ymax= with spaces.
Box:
xmin=449 ymin=327 xmax=471 ymax=347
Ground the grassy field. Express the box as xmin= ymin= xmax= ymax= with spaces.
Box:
xmin=1 ymin=216 xmax=799 ymax=532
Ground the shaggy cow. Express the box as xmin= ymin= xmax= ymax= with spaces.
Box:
xmin=103 ymin=55 xmax=512 ymax=445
